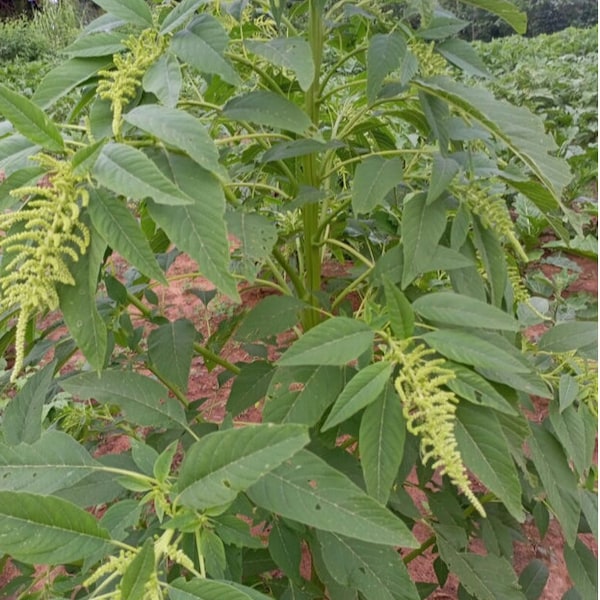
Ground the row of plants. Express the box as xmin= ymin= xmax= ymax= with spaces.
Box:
xmin=0 ymin=0 xmax=597 ymax=599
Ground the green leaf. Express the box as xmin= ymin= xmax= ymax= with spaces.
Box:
xmin=200 ymin=528 xmax=226 ymax=578
xmin=367 ymin=32 xmax=410 ymax=105
xmin=436 ymin=530 xmax=526 ymax=600
xmin=413 ymin=292 xmax=518 ymax=331
xmin=436 ymin=39 xmax=490 ymax=78
xmin=124 ymin=105 xmax=222 ymax=176
xmin=147 ymin=153 xmax=239 ymax=300
xmin=176 ymin=424 xmax=309 ymax=510
xmin=549 ymin=405 xmax=587 ymax=477
xmin=121 ymin=539 xmax=155 ymax=600
xmin=92 ymin=0 xmax=152 ymax=26
xmin=528 ymin=425 xmax=580 ymax=547
xmin=88 ymin=189 xmax=166 ymax=284
xmin=269 ymin=520 xmax=302 ymax=581
xmin=160 ymin=0 xmax=205 ymax=34
xmin=427 ymin=154 xmax=460 ymax=204
xmin=148 ymin=319 xmax=196 ymax=393
xmin=383 ymin=277 xmax=414 ymax=339
xmin=352 ymin=156 xmax=403 ymax=214
xmin=261 ymin=139 xmax=342 ymax=163
xmin=170 ymin=15 xmax=239 ymax=85
xmin=224 ymin=91 xmax=314 ymax=136
xmin=322 ymin=362 xmax=392 ymax=431
xmin=169 ymin=578 xmax=273 ymax=600
xmin=2 ymin=361 xmax=54 ymax=445
xmin=72 ymin=139 xmax=106 ymax=176
xmin=227 ymin=362 xmax=275 ymax=418
xmin=0 ymin=491 xmax=110 ymax=564
xmin=61 ymin=370 xmax=187 ymax=429
xmin=564 ymin=539 xmax=598 ymax=599
xmin=401 ymin=194 xmax=447 ymax=288
xmin=415 ymin=77 xmax=571 ymax=205
xmin=33 ymin=57 xmax=112 ymax=109
xmin=455 ymin=404 xmax=524 ymax=522
xmin=246 ymin=37 xmax=315 ymax=91
xmin=423 ymin=330 xmax=529 ymax=372
xmin=143 ymin=53 xmax=182 ymax=108
xmin=0 ymin=166 xmax=46 ymax=210
xmin=359 ymin=382 xmax=406 ymax=504
xmin=0 ymin=84 xmax=63 ymax=151
xmin=263 ymin=365 xmax=344 ymax=426
xmin=0 ymin=431 xmax=98 ymax=494
xmin=248 ymin=450 xmax=417 ymax=547
xmin=317 ymin=531 xmax=419 ymax=600
xmin=93 ymin=143 xmax=193 ymax=206
xmin=277 ymin=318 xmax=374 ymax=367
xmin=63 ymin=32 xmax=125 ymax=57
xmin=458 ymin=0 xmax=527 ymax=34
xmin=518 ymin=560 xmax=549 ymax=600
xmin=538 ymin=322 xmax=597 ymax=354
xmin=57 ymin=226 xmax=107 ymax=372
xmin=417 ymin=15 xmax=469 ymax=40
xmin=235 ymin=296 xmax=304 ymax=342
xmin=558 ymin=375 xmax=579 ymax=412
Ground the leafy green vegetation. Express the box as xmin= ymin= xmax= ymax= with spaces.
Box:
xmin=0 ymin=0 xmax=596 ymax=599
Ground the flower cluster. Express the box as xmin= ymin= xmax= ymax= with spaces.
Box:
xmin=97 ymin=28 xmax=166 ymax=138
xmin=0 ymin=154 xmax=90 ymax=381
xmin=408 ymin=39 xmax=448 ymax=78
xmin=389 ymin=339 xmax=486 ymax=517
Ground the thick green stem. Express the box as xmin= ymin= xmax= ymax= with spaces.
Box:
xmin=193 ymin=342 xmax=241 ymax=375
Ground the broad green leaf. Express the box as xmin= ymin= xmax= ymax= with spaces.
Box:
xmin=277 ymin=318 xmax=374 ymax=367
xmin=176 ymin=424 xmax=309 ymax=510
xmin=92 ymin=0 xmax=152 ymax=26
xmin=458 ymin=0 xmax=527 ymax=33
xmin=268 ymin=520 xmax=302 ymax=582
xmin=322 ymin=362 xmax=392 ymax=431
xmin=2 ymin=361 xmax=54 ymax=445
xmin=121 ymin=539 xmax=156 ymax=600
xmin=455 ymin=404 xmax=524 ymax=522
xmin=416 ymin=15 xmax=469 ymax=40
xmin=227 ymin=362 xmax=275 ymax=417
xmin=580 ymin=489 xmax=598 ymax=541
xmin=57 ymin=226 xmax=107 ymax=372
xmin=528 ymin=425 xmax=580 ymax=546
xmin=558 ymin=375 xmax=579 ymax=412
xmin=93 ymin=143 xmax=193 ymax=206
xmin=436 ymin=39 xmax=490 ymax=78
xmin=367 ymin=32 xmax=409 ymax=105
xmin=0 ymin=166 xmax=46 ymax=210
xmin=199 ymin=528 xmax=226 ymax=578
xmin=0 ymin=491 xmax=110 ymax=564
xmin=352 ymin=156 xmax=403 ymax=214
xmin=124 ymin=106 xmax=222 ymax=176
xmin=415 ymin=77 xmax=571 ymax=204
xmin=88 ymin=189 xmax=166 ymax=284
xmin=0 ymin=431 xmax=98 ymax=494
xmin=413 ymin=292 xmax=518 ymax=331
xmin=261 ymin=139 xmax=342 ymax=163
xmin=436 ymin=530 xmax=526 ymax=600
xmin=225 ymin=212 xmax=278 ymax=282
xmin=33 ymin=57 xmax=112 ymax=109
xmin=247 ymin=450 xmax=417 ymax=547
xmin=63 ymin=32 xmax=125 ymax=57
xmin=317 ymin=531 xmax=419 ymax=600
xmin=171 ymin=15 xmax=239 ymax=85
xmin=224 ymin=91 xmax=313 ymax=136
xmin=0 ymin=134 xmax=40 ymax=177
xmin=234 ymin=296 xmax=304 ymax=341
xmin=213 ymin=515 xmax=263 ymax=549
xmin=383 ymin=276 xmax=414 ymax=339
xmin=564 ymin=539 xmax=598 ymax=600
xmin=263 ymin=365 xmax=344 ymax=426
xmin=82 ymin=12 xmax=126 ymax=34
xmin=401 ymin=194 xmax=447 ymax=288
xmin=61 ymin=370 xmax=187 ymax=429
xmin=0 ymin=84 xmax=63 ymax=151
xmin=147 ymin=153 xmax=239 ymax=300
xmin=169 ymin=578 xmax=273 ymax=600
xmin=148 ymin=319 xmax=196 ymax=393
xmin=538 ymin=322 xmax=598 ymax=354
xmin=160 ymin=0 xmax=205 ymax=34
xmin=246 ymin=38 xmax=315 ymax=91
xmin=549 ymin=405 xmax=587 ymax=477
xmin=143 ymin=53 xmax=182 ymax=108
xmin=422 ymin=330 xmax=529 ymax=372
xmin=72 ymin=139 xmax=106 ymax=176
xmin=427 ymin=154 xmax=460 ymax=204
xmin=359 ymin=382 xmax=406 ymax=504
xmin=99 ymin=500 xmax=142 ymax=540
xmin=518 ymin=560 xmax=549 ymax=600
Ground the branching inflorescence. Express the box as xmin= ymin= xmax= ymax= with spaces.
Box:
xmin=0 ymin=154 xmax=90 ymax=381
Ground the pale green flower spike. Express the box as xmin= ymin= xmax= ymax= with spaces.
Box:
xmin=97 ymin=28 xmax=167 ymax=138
xmin=408 ymin=39 xmax=449 ymax=77
xmin=0 ymin=154 xmax=90 ymax=382
xmin=390 ymin=340 xmax=486 ymax=517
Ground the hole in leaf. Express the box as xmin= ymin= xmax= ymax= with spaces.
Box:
xmin=315 ymin=504 xmax=321 ymax=510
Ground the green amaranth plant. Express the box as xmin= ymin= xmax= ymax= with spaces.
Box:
xmin=0 ymin=0 xmax=596 ymax=598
